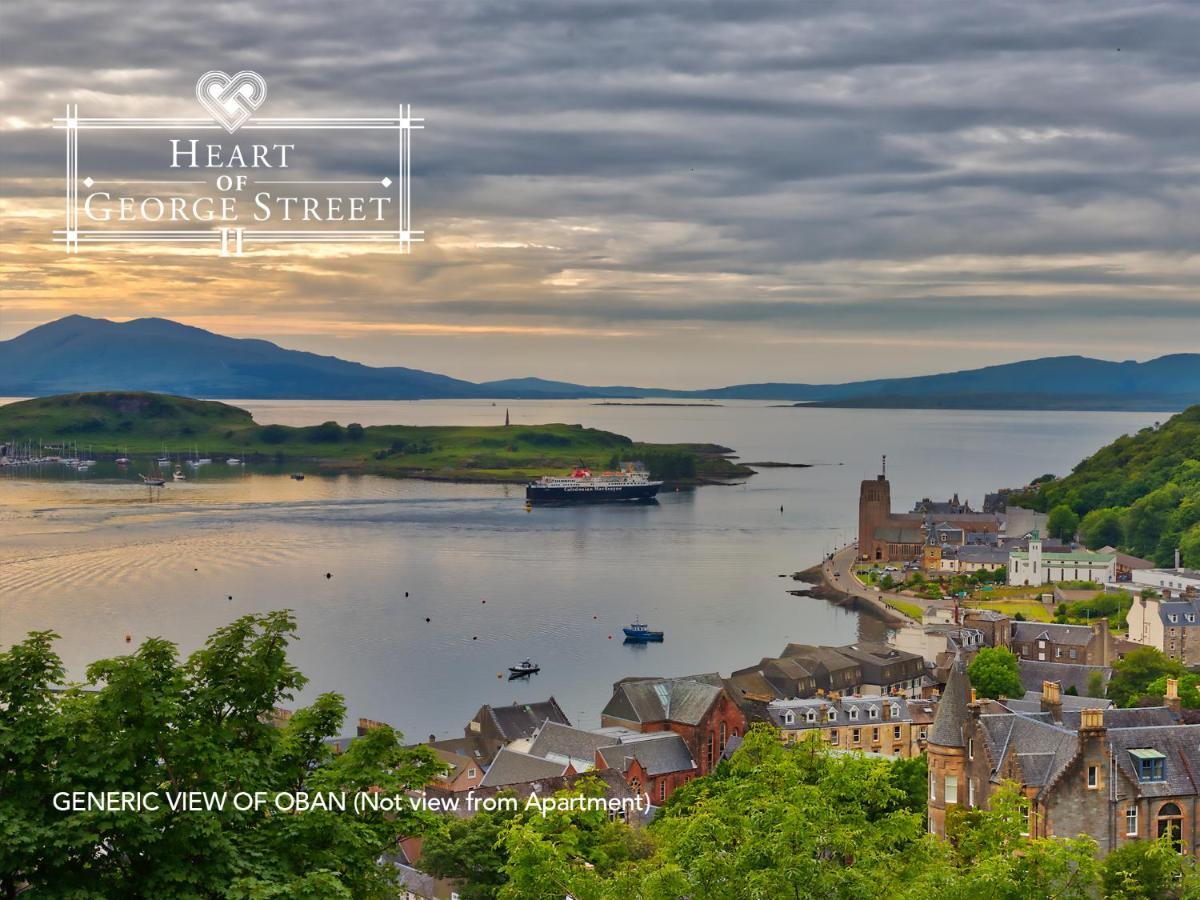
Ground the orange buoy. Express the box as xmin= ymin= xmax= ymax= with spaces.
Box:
xmin=124 ymin=633 xmax=131 ymax=643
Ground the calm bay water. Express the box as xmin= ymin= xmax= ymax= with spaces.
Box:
xmin=0 ymin=400 xmax=1159 ymax=740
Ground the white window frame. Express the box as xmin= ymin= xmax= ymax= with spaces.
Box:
xmin=1126 ymin=805 xmax=1138 ymax=836
xmin=944 ymin=774 xmax=958 ymax=805
xmin=1087 ymin=765 xmax=1098 ymax=789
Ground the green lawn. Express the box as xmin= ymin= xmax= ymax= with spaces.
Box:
xmin=882 ymin=597 xmax=924 ymax=619
xmin=966 ymin=600 xmax=1051 ymax=622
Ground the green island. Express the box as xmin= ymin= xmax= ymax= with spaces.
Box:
xmin=1010 ymin=403 xmax=1200 ymax=568
xmin=0 ymin=392 xmax=754 ymax=484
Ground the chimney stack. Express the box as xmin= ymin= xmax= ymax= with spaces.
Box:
xmin=1165 ymin=678 xmax=1182 ymax=716
xmin=1080 ymin=707 xmax=1104 ymax=731
xmin=1041 ymin=680 xmax=1063 ymax=723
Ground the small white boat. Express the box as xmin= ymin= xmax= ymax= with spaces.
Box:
xmin=172 ymin=467 xmax=186 ymax=481
xmin=141 ymin=473 xmax=166 ymax=486
xmin=291 ymin=472 xmax=305 ymax=481
xmin=115 ymin=457 xmax=130 ymax=466
xmin=157 ymin=457 xmax=171 ymax=467
xmin=226 ymin=458 xmax=242 ymax=466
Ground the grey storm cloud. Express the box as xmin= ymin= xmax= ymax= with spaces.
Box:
xmin=2 ymin=0 xmax=1199 ymax=383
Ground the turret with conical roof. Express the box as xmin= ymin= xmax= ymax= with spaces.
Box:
xmin=930 ymin=653 xmax=969 ymax=748
xmin=926 ymin=652 xmax=972 ymax=838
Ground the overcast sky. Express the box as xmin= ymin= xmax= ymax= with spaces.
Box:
xmin=2 ymin=0 xmax=1198 ymax=387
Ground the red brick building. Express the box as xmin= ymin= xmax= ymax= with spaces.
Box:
xmin=600 ymin=673 xmax=746 ymax=776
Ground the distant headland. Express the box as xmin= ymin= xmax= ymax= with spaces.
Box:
xmin=2 ymin=316 xmax=1196 ymax=410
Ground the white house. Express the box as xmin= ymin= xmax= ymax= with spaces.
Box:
xmin=1008 ymin=533 xmax=1115 ymax=586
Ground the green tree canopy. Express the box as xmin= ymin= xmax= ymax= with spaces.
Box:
xmin=1107 ymin=646 xmax=1187 ymax=708
xmin=0 ymin=612 xmax=442 ymax=897
xmin=1080 ymin=507 xmax=1125 ymax=550
xmin=967 ymin=646 xmax=1024 ymax=700
xmin=1047 ymin=504 xmax=1081 ymax=541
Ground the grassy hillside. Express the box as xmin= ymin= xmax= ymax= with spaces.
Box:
xmin=0 ymin=392 xmax=752 ymax=484
xmin=1012 ymin=405 xmax=1200 ymax=566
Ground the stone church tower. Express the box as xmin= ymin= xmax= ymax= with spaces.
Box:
xmin=926 ymin=654 xmax=970 ymax=837
xmin=858 ymin=456 xmax=892 ymax=561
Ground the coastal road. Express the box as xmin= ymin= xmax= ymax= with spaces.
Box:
xmin=820 ymin=544 xmax=949 ymax=619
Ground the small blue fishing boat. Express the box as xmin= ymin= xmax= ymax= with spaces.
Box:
xmin=622 ymin=619 xmax=664 ymax=642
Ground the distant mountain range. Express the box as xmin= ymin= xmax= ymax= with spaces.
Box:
xmin=2 ymin=315 xmax=1197 ymax=410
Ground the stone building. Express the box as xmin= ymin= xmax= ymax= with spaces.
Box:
xmin=1010 ymin=620 xmax=1116 ymax=667
xmin=858 ymin=459 xmax=999 ymax=563
xmin=767 ymin=695 xmax=920 ymax=758
xmin=600 ymin=674 xmax=746 ymax=776
xmin=1126 ymin=593 xmax=1200 ymax=665
xmin=926 ymin=658 xmax=1200 ymax=857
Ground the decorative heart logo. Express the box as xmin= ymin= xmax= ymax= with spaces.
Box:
xmin=195 ymin=70 xmax=268 ymax=133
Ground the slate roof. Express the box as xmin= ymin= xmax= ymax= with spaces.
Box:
xmin=526 ymin=722 xmax=618 ymax=769
xmin=431 ymin=746 xmax=478 ymax=782
xmin=954 ymin=545 xmax=1010 ymax=564
xmin=596 ymin=732 xmax=695 ymax=776
xmin=1017 ymin=660 xmax=1111 ymax=696
xmin=1059 ymin=707 xmax=1177 ymax=731
xmin=1156 ymin=599 xmax=1200 ymax=627
xmin=1108 ymin=726 xmax=1200 ymax=799
xmin=486 ymin=698 xmax=570 ymax=742
xmin=1011 ymin=622 xmax=1095 ymax=647
xmin=837 ymin=642 xmax=924 ymax=683
xmin=1010 ymin=550 xmax=1115 ymax=562
xmin=976 ymin=713 xmax=1077 ymax=789
xmin=907 ymin=699 xmax=939 ymax=725
xmin=767 ymin=695 xmax=912 ymax=729
xmin=479 ymin=748 xmax=569 ymax=787
xmin=930 ymin=654 xmax=970 ymax=747
xmin=873 ymin=526 xmax=924 ymax=544
xmin=602 ymin=676 xmax=723 ymax=726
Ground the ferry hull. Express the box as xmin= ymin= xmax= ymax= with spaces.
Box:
xmin=525 ymin=482 xmax=661 ymax=504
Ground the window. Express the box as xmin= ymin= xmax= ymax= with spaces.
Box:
xmin=872 ymin=727 xmax=879 ymax=743
xmin=849 ymin=708 xmax=859 ymax=721
xmin=852 ymin=728 xmax=861 ymax=744
xmin=1189 ymin=614 xmax=1196 ymax=623
xmin=944 ymin=774 xmax=958 ymax=804
xmin=1133 ymin=750 xmax=1166 ymax=782
xmin=1126 ymin=806 xmax=1138 ymax=837
xmin=968 ymin=778 xmax=975 ymax=807
xmin=1157 ymin=802 xmax=1184 ymax=852
xmin=894 ymin=725 xmax=902 ymax=740
xmin=1169 ymin=614 xmax=1179 ymax=623
xmin=467 ymin=768 xmax=477 ymax=779
xmin=968 ymin=738 xmax=974 ymax=760
xmin=660 ymin=780 xmax=666 ymax=802
xmin=830 ymin=729 xmax=839 ymax=745
xmin=1055 ymin=647 xmax=1062 ymax=658
xmin=868 ymin=706 xmax=879 ymax=720
xmin=827 ymin=709 xmax=837 ymax=722
xmin=784 ymin=711 xmax=794 ymax=725
xmin=920 ymin=727 xmax=928 ymax=740
xmin=930 ymin=771 xmax=936 ymax=801
xmin=1087 ymin=765 xmax=1099 ymax=789
xmin=806 ymin=710 xmax=816 ymax=723
xmin=1021 ymin=803 xmax=1031 ymax=837
xmin=890 ymin=703 xmax=900 ymax=717
xmin=720 ymin=721 xmax=727 ymax=749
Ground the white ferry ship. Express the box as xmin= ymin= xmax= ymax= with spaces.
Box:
xmin=525 ymin=464 xmax=662 ymax=504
